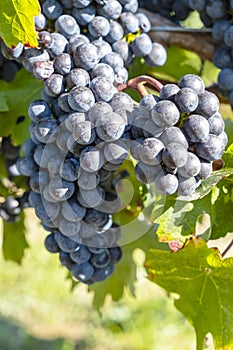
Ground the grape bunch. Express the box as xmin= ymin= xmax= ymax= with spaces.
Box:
xmin=16 ymin=73 xmax=227 ymax=285
xmin=129 ymin=74 xmax=228 ymax=196
xmin=1 ymin=0 xmax=228 ymax=285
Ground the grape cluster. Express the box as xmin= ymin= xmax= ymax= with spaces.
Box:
xmin=16 ymin=73 xmax=227 ymax=284
xmin=129 ymin=74 xmax=228 ymax=196
xmin=2 ymin=0 xmax=228 ymax=284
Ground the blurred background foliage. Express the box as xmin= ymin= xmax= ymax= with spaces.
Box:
xmin=0 ymin=208 xmax=196 ymax=350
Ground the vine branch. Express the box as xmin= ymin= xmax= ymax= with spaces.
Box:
xmin=143 ymin=9 xmax=215 ymax=62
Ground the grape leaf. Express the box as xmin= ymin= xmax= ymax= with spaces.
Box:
xmin=0 ymin=0 xmax=40 ymax=48
xmin=128 ymin=45 xmax=202 ymax=86
xmin=2 ymin=211 xmax=29 ymax=263
xmin=151 ymin=172 xmax=233 ymax=243
xmin=223 ymin=143 xmax=233 ymax=168
xmin=145 ymin=237 xmax=233 ymax=350
xmin=0 ymin=95 xmax=9 ymax=112
xmin=0 ymin=69 xmax=42 ymax=145
xmin=210 ymin=178 xmax=233 ymax=239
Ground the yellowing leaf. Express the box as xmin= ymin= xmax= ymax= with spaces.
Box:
xmin=0 ymin=0 xmax=40 ymax=48
xmin=145 ymin=238 xmax=233 ymax=350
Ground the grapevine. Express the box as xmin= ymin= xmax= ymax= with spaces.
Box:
xmin=0 ymin=0 xmax=233 ymax=349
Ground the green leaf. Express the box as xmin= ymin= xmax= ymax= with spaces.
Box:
xmin=147 ymin=45 xmax=202 ymax=83
xmin=128 ymin=45 xmax=202 ymax=95
xmin=0 ymin=94 xmax=9 ymax=112
xmin=201 ymin=60 xmax=220 ymax=87
xmin=145 ymin=237 xmax=233 ymax=350
xmin=0 ymin=69 xmax=43 ymax=145
xmin=223 ymin=143 xmax=233 ymax=168
xmin=151 ymin=171 xmax=233 ymax=243
xmin=2 ymin=211 xmax=29 ymax=264
xmin=0 ymin=0 xmax=40 ymax=47
xmin=210 ymin=178 xmax=233 ymax=239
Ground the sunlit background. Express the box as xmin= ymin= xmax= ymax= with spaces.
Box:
xmin=0 ymin=208 xmax=197 ymax=350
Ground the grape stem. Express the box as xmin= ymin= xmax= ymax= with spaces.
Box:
xmin=222 ymin=239 xmax=233 ymax=258
xmin=151 ymin=26 xmax=212 ymax=34
xmin=117 ymin=75 xmax=164 ymax=97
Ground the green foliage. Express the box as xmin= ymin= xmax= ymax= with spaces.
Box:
xmin=150 ymin=168 xmax=233 ymax=243
xmin=145 ymin=237 xmax=233 ymax=350
xmin=2 ymin=211 xmax=28 ymax=264
xmin=0 ymin=69 xmax=42 ymax=145
xmin=0 ymin=0 xmax=40 ymax=47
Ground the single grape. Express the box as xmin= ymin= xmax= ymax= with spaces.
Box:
xmin=177 ymin=175 xmax=197 ymax=196
xmin=178 ymin=74 xmax=205 ymax=95
xmin=144 ymin=43 xmax=167 ymax=66
xmin=183 ymin=114 xmax=210 ymax=143
xmin=79 ymin=146 xmax=105 ymax=172
xmin=70 ymin=244 xmax=91 ymax=264
xmin=68 ymin=86 xmax=95 ymax=112
xmin=96 ymin=112 xmax=125 ymax=142
xmin=42 ymin=0 xmax=63 ymax=20
xmin=155 ymin=171 xmax=179 ymax=195
xmin=139 ymin=137 xmax=164 ymax=165
xmin=195 ymin=91 xmax=219 ymax=118
xmin=58 ymin=217 xmax=81 ymax=236
xmin=160 ymin=84 xmax=180 ymax=101
xmin=151 ymin=100 xmax=180 ymax=127
xmin=162 ymin=142 xmax=188 ymax=169
xmin=73 ymin=43 xmax=99 ymax=70
xmin=178 ymin=152 xmax=201 ymax=178
xmin=44 ymin=232 xmax=60 ymax=253
xmin=59 ymin=157 xmax=80 ymax=181
xmin=159 ymin=127 xmax=188 ymax=149
xmin=88 ymin=16 xmax=111 ymax=38
xmin=174 ymin=88 xmax=199 ymax=113
xmin=131 ymin=33 xmax=153 ymax=57
xmin=89 ymin=76 xmax=117 ymax=102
